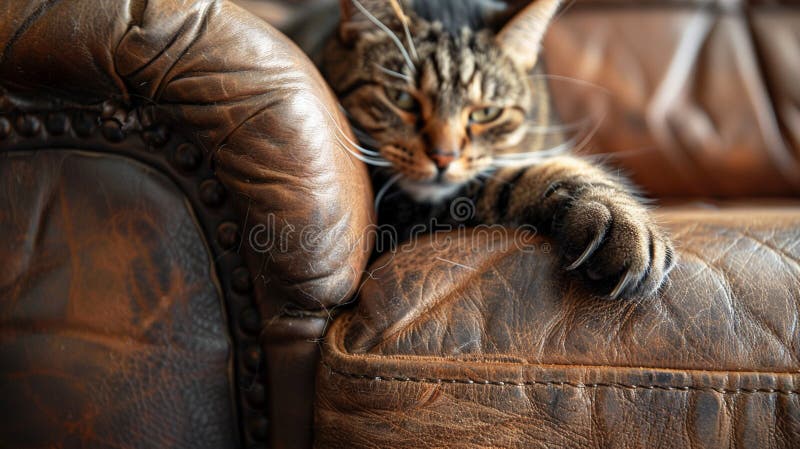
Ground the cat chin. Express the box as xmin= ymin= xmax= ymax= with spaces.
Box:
xmin=399 ymin=179 xmax=464 ymax=204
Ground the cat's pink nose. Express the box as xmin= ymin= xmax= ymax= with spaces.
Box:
xmin=428 ymin=149 xmax=457 ymax=171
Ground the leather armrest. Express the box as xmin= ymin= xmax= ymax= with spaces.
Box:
xmin=0 ymin=0 xmax=374 ymax=316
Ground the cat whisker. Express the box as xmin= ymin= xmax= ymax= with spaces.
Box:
xmin=335 ymin=134 xmax=389 ymax=164
xmin=374 ymin=63 xmax=413 ymax=82
xmin=318 ymin=99 xmax=392 ymax=166
xmin=358 ymin=148 xmax=382 ymax=158
xmin=351 ymin=129 xmax=382 ymax=151
xmin=374 ymin=173 xmax=404 ymax=212
xmin=567 ymin=105 xmax=607 ymax=155
xmin=401 ymin=19 xmax=418 ymax=61
xmin=344 ymin=146 xmax=393 ymax=166
xmin=341 ymin=131 xmax=384 ymax=158
xmin=339 ymin=129 xmax=382 ymax=156
xmin=336 ymin=103 xmax=387 ymax=155
xmin=525 ymin=115 xmax=594 ymax=134
xmin=331 ymin=130 xmax=392 ymax=166
xmin=527 ymin=73 xmax=612 ymax=97
xmin=350 ymin=0 xmax=416 ymax=74
xmin=354 ymin=145 xmax=382 ymax=158
xmin=475 ymin=169 xmax=521 ymax=188
xmin=525 ymin=74 xmax=609 ymax=155
xmin=492 ymin=158 xmax=551 ymax=168
xmin=388 ymin=0 xmax=419 ymax=60
xmin=493 ymin=140 xmax=574 ymax=161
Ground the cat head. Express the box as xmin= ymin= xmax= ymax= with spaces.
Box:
xmin=324 ymin=0 xmax=562 ymax=202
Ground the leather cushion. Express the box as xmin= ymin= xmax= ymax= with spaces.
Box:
xmin=544 ymin=4 xmax=800 ymax=197
xmin=316 ymin=203 xmax=800 ymax=448
xmin=0 ymin=151 xmax=237 ymax=449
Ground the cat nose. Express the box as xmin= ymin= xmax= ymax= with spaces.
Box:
xmin=428 ymin=149 xmax=458 ymax=171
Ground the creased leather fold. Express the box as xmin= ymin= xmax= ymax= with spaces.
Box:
xmin=0 ymin=0 xmax=374 ymax=315
xmin=316 ymin=204 xmax=800 ymax=448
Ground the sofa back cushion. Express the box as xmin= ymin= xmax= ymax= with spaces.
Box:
xmin=544 ymin=1 xmax=800 ymax=197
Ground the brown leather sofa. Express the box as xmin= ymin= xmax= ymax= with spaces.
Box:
xmin=1 ymin=1 xmax=798 ymax=449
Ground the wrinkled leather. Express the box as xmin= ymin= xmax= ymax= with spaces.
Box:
xmin=1 ymin=1 xmax=375 ymax=448
xmin=0 ymin=151 xmax=237 ymax=449
xmin=543 ymin=3 xmax=800 ymax=197
xmin=316 ymin=204 xmax=800 ymax=448
xmin=2 ymin=0 xmax=799 ymax=448
xmin=752 ymin=9 xmax=800 ymax=166
xmin=0 ymin=0 xmax=374 ymax=314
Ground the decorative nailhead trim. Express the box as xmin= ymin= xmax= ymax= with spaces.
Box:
xmin=247 ymin=416 xmax=268 ymax=441
xmin=325 ymin=363 xmax=800 ymax=396
xmin=217 ymin=221 xmax=240 ymax=250
xmin=101 ymin=120 xmax=125 ymax=142
xmin=243 ymin=344 xmax=263 ymax=372
xmin=245 ymin=382 xmax=266 ymax=408
xmin=239 ymin=307 xmax=261 ymax=335
xmin=101 ymin=100 xmax=121 ymax=119
xmin=45 ymin=113 xmax=69 ymax=135
xmin=0 ymin=117 xmax=10 ymax=139
xmin=173 ymin=142 xmax=202 ymax=171
xmin=200 ymin=178 xmax=226 ymax=207
xmin=72 ymin=112 xmax=96 ymax=137
xmin=142 ymin=124 xmax=169 ymax=148
xmin=15 ymin=114 xmax=40 ymax=137
xmin=232 ymin=267 xmax=253 ymax=293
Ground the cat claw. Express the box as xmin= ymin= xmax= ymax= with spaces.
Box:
xmin=608 ymin=269 xmax=637 ymax=300
xmin=565 ymin=228 xmax=606 ymax=271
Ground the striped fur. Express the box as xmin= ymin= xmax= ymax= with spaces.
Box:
xmin=323 ymin=0 xmax=675 ymax=299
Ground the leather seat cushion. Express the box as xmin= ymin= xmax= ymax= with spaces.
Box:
xmin=316 ymin=202 xmax=800 ymax=448
xmin=0 ymin=151 xmax=237 ymax=449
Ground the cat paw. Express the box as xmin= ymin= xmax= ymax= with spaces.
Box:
xmin=553 ymin=190 xmax=676 ymax=299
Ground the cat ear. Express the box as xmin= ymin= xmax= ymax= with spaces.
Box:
xmin=496 ymin=0 xmax=561 ymax=71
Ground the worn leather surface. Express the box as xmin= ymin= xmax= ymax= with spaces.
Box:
xmin=1 ymin=2 xmax=376 ymax=448
xmin=544 ymin=2 xmax=800 ymax=197
xmin=0 ymin=0 xmax=373 ymax=314
xmin=317 ymin=204 xmax=800 ymax=448
xmin=2 ymin=1 xmax=799 ymax=448
xmin=0 ymin=151 xmax=237 ymax=448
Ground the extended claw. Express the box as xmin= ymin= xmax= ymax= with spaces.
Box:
xmin=565 ymin=228 xmax=606 ymax=271
xmin=608 ymin=268 xmax=637 ymax=300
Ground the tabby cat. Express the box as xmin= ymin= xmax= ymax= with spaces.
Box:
xmin=323 ymin=0 xmax=675 ymax=299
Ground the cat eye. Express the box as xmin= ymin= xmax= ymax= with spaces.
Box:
xmin=385 ymin=87 xmax=417 ymax=111
xmin=469 ymin=106 xmax=503 ymax=123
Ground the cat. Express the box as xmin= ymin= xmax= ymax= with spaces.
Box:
xmin=322 ymin=0 xmax=675 ymax=299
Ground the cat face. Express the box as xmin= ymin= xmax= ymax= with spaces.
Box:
xmin=324 ymin=0 xmax=561 ymax=202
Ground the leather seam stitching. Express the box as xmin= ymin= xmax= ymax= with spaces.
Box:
xmin=323 ymin=362 xmax=800 ymax=395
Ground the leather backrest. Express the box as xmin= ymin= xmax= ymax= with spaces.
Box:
xmin=543 ymin=0 xmax=800 ymax=197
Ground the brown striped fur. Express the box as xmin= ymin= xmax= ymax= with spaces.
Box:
xmin=323 ymin=0 xmax=674 ymax=299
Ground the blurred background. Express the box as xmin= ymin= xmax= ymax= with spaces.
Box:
xmin=233 ymin=0 xmax=800 ymax=199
